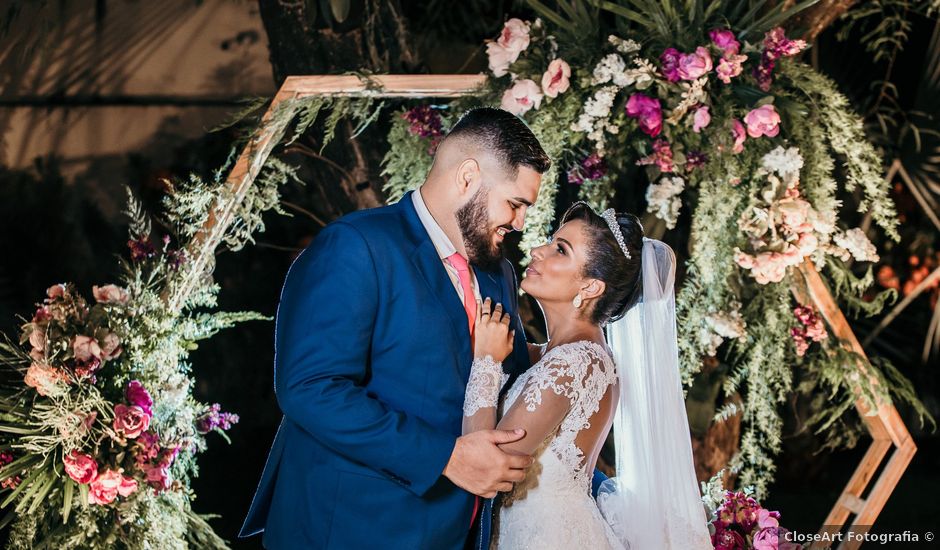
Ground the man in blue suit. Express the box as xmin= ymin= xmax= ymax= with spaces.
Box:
xmin=240 ymin=108 xmax=552 ymax=549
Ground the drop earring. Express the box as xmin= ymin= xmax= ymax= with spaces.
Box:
xmin=573 ymin=294 xmax=583 ymax=308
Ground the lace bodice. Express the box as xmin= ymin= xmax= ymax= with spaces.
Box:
xmin=500 ymin=340 xmax=617 ymax=489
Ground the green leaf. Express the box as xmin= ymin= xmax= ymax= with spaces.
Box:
xmin=26 ymin=469 xmax=56 ymax=515
xmin=2 ymin=466 xmax=44 ymax=509
xmin=61 ymin=478 xmax=73 ymax=523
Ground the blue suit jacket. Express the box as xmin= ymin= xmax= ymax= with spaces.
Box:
xmin=240 ymin=192 xmax=530 ymax=549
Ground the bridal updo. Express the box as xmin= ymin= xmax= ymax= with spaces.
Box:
xmin=560 ymin=202 xmax=644 ymax=325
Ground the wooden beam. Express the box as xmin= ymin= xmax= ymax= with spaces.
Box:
xmin=280 ymin=74 xmax=488 ymax=97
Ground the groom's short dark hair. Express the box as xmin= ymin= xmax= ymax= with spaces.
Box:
xmin=446 ymin=107 xmax=551 ymax=177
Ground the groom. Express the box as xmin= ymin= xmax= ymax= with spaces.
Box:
xmin=239 ymin=107 xmax=552 ymax=548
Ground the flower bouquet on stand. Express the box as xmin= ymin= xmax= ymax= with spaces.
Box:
xmin=0 ymin=171 xmax=284 ymax=548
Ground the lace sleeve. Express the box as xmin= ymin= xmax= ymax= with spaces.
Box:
xmin=462 ymin=355 xmax=509 ymax=435
xmin=495 ymin=341 xmax=616 ymax=457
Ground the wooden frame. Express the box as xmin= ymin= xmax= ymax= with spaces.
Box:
xmin=176 ymin=75 xmax=916 ymax=549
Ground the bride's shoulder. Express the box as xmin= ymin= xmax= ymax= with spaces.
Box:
xmin=539 ymin=340 xmax=615 ymax=373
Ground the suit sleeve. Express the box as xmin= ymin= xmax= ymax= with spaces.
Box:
xmin=273 ymin=221 xmax=456 ymax=497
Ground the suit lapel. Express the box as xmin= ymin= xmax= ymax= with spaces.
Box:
xmin=401 ymin=193 xmax=473 ymax=367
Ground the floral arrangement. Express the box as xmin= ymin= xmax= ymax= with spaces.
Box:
xmin=0 ymin=163 xmax=286 ymax=546
xmin=377 ymin=2 xmax=933 ymax=498
xmin=709 ymin=490 xmax=799 ymax=550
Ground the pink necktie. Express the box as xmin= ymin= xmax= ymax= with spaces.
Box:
xmin=447 ymin=252 xmax=482 ymax=528
xmin=447 ymin=253 xmax=476 ymax=335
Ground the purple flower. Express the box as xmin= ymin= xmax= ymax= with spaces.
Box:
xmin=127 ymin=238 xmax=155 ymax=261
xmin=196 ymin=403 xmax=240 ymax=434
xmin=625 ymin=93 xmax=663 ymax=137
xmin=686 ymin=150 xmax=708 ymax=170
xmin=567 ymin=153 xmax=608 ymax=184
xmin=709 ymin=28 xmax=740 ymax=56
xmin=126 ymin=380 xmax=153 ymax=416
xmin=659 ymin=47 xmax=682 ymax=82
xmin=402 ymin=105 xmax=443 ymax=139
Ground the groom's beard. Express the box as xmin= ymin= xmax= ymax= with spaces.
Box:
xmin=456 ymin=187 xmax=504 ymax=271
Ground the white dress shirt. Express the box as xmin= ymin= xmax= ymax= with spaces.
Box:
xmin=411 ymin=188 xmax=482 ymax=305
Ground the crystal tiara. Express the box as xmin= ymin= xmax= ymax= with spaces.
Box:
xmin=601 ymin=208 xmax=631 ymax=260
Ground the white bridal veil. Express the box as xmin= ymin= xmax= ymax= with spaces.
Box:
xmin=597 ymin=237 xmax=712 ymax=549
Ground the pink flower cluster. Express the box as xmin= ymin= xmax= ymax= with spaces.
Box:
xmin=791 ymin=305 xmax=827 ymax=356
xmin=709 ymin=29 xmax=748 ymax=84
xmin=566 ymin=153 xmax=608 ymax=185
xmin=0 ymin=451 xmax=21 ymax=489
xmin=134 ymin=431 xmax=181 ymax=491
xmin=23 ymin=283 xmax=127 ymax=387
xmin=711 ymin=491 xmax=800 ymax=550
xmin=63 ymin=450 xmax=137 ymax=505
xmin=754 ymin=28 xmax=808 ymax=91
xmin=636 ymin=139 xmax=675 ymax=173
xmin=660 ymin=46 xmax=713 ymax=82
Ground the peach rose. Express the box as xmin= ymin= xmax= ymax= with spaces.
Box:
xmin=24 ymin=362 xmax=68 ymax=397
xmin=100 ymin=332 xmax=122 ymax=360
xmin=72 ymin=335 xmax=101 ymax=363
xmin=541 ymin=58 xmax=571 ymax=98
xmin=46 ymin=284 xmax=65 ymax=300
xmin=92 ymin=284 xmax=129 ymax=305
xmin=28 ymin=327 xmax=45 ymax=352
xmin=496 ymin=18 xmax=530 ymax=53
xmin=486 ymin=42 xmax=515 ymax=77
xmin=500 ymin=79 xmax=543 ymax=115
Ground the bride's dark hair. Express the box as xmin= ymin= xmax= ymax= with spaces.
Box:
xmin=560 ymin=202 xmax=644 ymax=325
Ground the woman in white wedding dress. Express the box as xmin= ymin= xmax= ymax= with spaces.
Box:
xmin=463 ymin=202 xmax=712 ymax=549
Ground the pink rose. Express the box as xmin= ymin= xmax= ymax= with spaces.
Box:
xmin=692 ymin=105 xmax=711 ymax=133
xmin=145 ymin=464 xmax=172 ymax=490
xmin=46 ymin=284 xmax=65 ymax=300
xmin=88 ymin=469 xmax=122 ymax=505
xmin=486 ymin=42 xmax=515 ymax=77
xmin=500 ymin=79 xmax=543 ymax=115
xmin=63 ymin=450 xmax=98 ymax=484
xmin=113 ymin=404 xmax=151 ymax=439
xmin=757 ymin=508 xmax=780 ymax=529
xmin=100 ymin=332 xmax=122 ymax=361
xmin=496 ymin=18 xmax=530 ymax=53
xmin=709 ymin=28 xmax=740 ymax=55
xmin=24 ymin=363 xmax=68 ymax=396
xmin=541 ymin=58 xmax=571 ymax=98
xmin=731 ymin=119 xmax=747 ymax=153
xmin=745 ymin=104 xmax=781 ymax=138
xmin=117 ymin=474 xmax=138 ymax=497
xmin=92 ymin=284 xmax=129 ymax=305
xmin=659 ymin=47 xmax=682 ymax=82
xmin=625 ymin=93 xmax=663 ymax=137
xmin=72 ymin=335 xmax=101 ymax=362
xmin=677 ymin=47 xmax=713 ymax=80
xmin=125 ymin=381 xmax=153 ymax=416
xmin=716 ymin=54 xmax=747 ymax=84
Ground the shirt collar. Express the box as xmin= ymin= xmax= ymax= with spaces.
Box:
xmin=412 ymin=188 xmax=458 ymax=260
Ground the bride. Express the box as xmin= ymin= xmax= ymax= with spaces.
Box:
xmin=463 ymin=202 xmax=712 ymax=549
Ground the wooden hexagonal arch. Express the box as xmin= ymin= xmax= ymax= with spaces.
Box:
xmin=172 ymin=75 xmax=917 ymax=550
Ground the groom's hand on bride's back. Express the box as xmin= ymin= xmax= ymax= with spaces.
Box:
xmin=443 ymin=429 xmax=533 ymax=498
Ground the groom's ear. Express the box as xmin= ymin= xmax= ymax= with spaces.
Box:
xmin=581 ymin=279 xmax=605 ymax=301
xmin=455 ymin=158 xmax=481 ymax=196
